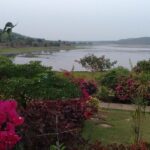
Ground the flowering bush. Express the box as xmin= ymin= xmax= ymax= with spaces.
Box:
xmin=101 ymin=66 xmax=129 ymax=89
xmin=115 ymin=76 xmax=150 ymax=102
xmin=0 ymin=100 xmax=24 ymax=150
xmin=115 ymin=77 xmax=139 ymax=101
xmin=23 ymin=98 xmax=94 ymax=149
xmin=22 ymin=73 xmax=97 ymax=150
xmin=64 ymin=71 xmax=97 ymax=98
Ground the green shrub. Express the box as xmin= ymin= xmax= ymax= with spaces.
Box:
xmin=133 ymin=59 xmax=150 ymax=73
xmin=0 ymin=73 xmax=81 ymax=107
xmin=101 ymin=66 xmax=130 ymax=89
xmin=96 ymin=86 xmax=111 ymax=101
xmin=0 ymin=57 xmax=82 ymax=106
xmin=77 ymin=54 xmax=117 ymax=72
xmin=133 ymin=72 xmax=150 ymax=84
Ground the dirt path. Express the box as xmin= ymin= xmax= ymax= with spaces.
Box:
xmin=101 ymin=102 xmax=150 ymax=112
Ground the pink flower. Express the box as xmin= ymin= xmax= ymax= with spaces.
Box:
xmin=0 ymin=100 xmax=24 ymax=150
xmin=0 ymin=112 xmax=6 ymax=125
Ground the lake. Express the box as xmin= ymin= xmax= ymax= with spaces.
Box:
xmin=13 ymin=45 xmax=150 ymax=71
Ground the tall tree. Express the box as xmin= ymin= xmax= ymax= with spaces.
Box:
xmin=3 ymin=22 xmax=16 ymax=41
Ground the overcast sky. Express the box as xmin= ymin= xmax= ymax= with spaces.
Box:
xmin=0 ymin=0 xmax=150 ymax=41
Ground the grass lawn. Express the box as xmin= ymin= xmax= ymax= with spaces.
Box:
xmin=82 ymin=109 xmax=150 ymax=144
xmin=56 ymin=71 xmax=105 ymax=81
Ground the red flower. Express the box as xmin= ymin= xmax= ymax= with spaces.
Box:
xmin=84 ymin=111 xmax=92 ymax=119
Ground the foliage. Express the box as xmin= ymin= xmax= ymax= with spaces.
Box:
xmin=19 ymin=73 xmax=97 ymax=150
xmin=132 ymin=98 xmax=146 ymax=145
xmin=0 ymin=22 xmax=73 ymax=47
xmin=23 ymin=98 xmax=93 ymax=150
xmin=96 ymin=86 xmax=111 ymax=101
xmin=0 ymin=22 xmax=16 ymax=42
xmin=115 ymin=77 xmax=139 ymax=101
xmin=64 ymin=71 xmax=97 ymax=97
xmin=77 ymin=54 xmax=117 ymax=72
xmin=0 ymin=57 xmax=48 ymax=79
xmin=133 ymin=59 xmax=150 ymax=73
xmin=50 ymin=142 xmax=66 ymax=150
xmin=0 ymin=100 xmax=24 ymax=150
xmin=0 ymin=74 xmax=82 ymax=107
xmin=133 ymin=72 xmax=150 ymax=84
xmin=115 ymin=75 xmax=150 ymax=102
xmin=3 ymin=22 xmax=16 ymax=35
xmin=88 ymin=97 xmax=101 ymax=112
xmin=0 ymin=58 xmax=82 ymax=106
xmin=101 ymin=66 xmax=129 ymax=89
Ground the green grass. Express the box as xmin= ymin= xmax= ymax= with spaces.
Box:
xmin=0 ymin=45 xmax=75 ymax=54
xmin=82 ymin=109 xmax=150 ymax=144
xmin=56 ymin=71 xmax=105 ymax=81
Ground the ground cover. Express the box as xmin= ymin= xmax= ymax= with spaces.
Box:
xmin=56 ymin=71 xmax=105 ymax=81
xmin=82 ymin=109 xmax=150 ymax=144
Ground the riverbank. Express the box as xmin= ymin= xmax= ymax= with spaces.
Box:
xmin=0 ymin=45 xmax=77 ymax=55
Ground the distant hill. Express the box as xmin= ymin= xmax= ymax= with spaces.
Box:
xmin=76 ymin=37 xmax=150 ymax=46
xmin=1 ymin=28 xmax=150 ymax=46
xmin=115 ymin=37 xmax=150 ymax=45
xmin=0 ymin=29 xmax=74 ymax=47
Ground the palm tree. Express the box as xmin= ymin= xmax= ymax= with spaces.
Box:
xmin=3 ymin=22 xmax=17 ymax=41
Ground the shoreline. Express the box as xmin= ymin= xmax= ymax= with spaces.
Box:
xmin=0 ymin=45 xmax=77 ymax=55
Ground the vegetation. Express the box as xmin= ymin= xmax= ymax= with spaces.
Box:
xmin=133 ymin=59 xmax=150 ymax=73
xmin=101 ymin=66 xmax=130 ymax=89
xmin=0 ymin=22 xmax=16 ymax=42
xmin=0 ymin=55 xmax=150 ymax=149
xmin=77 ymin=54 xmax=117 ymax=72
xmin=0 ymin=57 xmax=83 ymax=107
xmin=0 ymin=100 xmax=24 ymax=150
xmin=0 ymin=22 xmax=75 ymax=51
xmin=83 ymin=109 xmax=150 ymax=144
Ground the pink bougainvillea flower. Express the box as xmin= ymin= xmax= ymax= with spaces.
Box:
xmin=0 ymin=100 xmax=24 ymax=150
xmin=0 ymin=112 xmax=6 ymax=125
xmin=12 ymin=116 xmax=24 ymax=126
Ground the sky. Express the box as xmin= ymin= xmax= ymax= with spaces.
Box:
xmin=0 ymin=0 xmax=150 ymax=41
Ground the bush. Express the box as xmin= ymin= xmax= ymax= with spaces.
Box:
xmin=77 ymin=54 xmax=117 ymax=72
xmin=101 ymin=66 xmax=130 ymax=89
xmin=133 ymin=59 xmax=150 ymax=73
xmin=115 ymin=76 xmax=150 ymax=102
xmin=115 ymin=77 xmax=139 ymax=101
xmin=96 ymin=86 xmax=112 ymax=101
xmin=0 ymin=60 xmax=48 ymax=79
xmin=0 ymin=73 xmax=82 ymax=107
xmin=23 ymin=98 xmax=94 ymax=150
xmin=64 ymin=71 xmax=97 ymax=97
xmin=0 ymin=58 xmax=84 ymax=106
xmin=88 ymin=97 xmax=101 ymax=112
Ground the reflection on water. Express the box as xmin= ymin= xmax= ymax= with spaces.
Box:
xmin=13 ymin=45 xmax=150 ymax=71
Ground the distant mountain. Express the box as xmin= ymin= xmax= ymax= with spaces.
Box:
xmin=77 ymin=37 xmax=150 ymax=46
xmin=115 ymin=37 xmax=150 ymax=45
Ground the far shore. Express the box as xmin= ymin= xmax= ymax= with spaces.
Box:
xmin=0 ymin=45 xmax=78 ymax=55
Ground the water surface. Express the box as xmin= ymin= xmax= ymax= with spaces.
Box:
xmin=13 ymin=45 xmax=150 ymax=71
